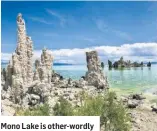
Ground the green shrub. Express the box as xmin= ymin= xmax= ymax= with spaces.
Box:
xmin=16 ymin=103 xmax=50 ymax=116
xmin=101 ymin=92 xmax=131 ymax=131
xmin=53 ymin=91 xmax=131 ymax=131
xmin=53 ymin=96 xmax=74 ymax=116
xmin=74 ymin=93 xmax=104 ymax=116
xmin=17 ymin=91 xmax=131 ymax=131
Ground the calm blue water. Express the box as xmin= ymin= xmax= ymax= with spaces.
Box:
xmin=2 ymin=63 xmax=157 ymax=90
xmin=54 ymin=64 xmax=157 ymax=89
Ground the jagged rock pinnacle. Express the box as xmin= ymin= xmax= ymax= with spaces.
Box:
xmin=5 ymin=13 xmax=34 ymax=92
xmin=85 ymin=51 xmax=108 ymax=89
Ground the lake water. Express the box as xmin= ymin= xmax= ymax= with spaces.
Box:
xmin=2 ymin=63 xmax=157 ymax=91
xmin=55 ymin=64 xmax=157 ymax=90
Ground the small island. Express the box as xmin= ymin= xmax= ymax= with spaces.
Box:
xmin=108 ymin=57 xmax=151 ymax=68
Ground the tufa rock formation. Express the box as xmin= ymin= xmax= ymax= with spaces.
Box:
xmin=108 ymin=60 xmax=112 ymax=68
xmin=147 ymin=62 xmax=151 ymax=67
xmin=33 ymin=48 xmax=53 ymax=83
xmin=1 ymin=13 xmax=54 ymax=107
xmin=1 ymin=13 xmax=108 ymax=116
xmin=85 ymin=51 xmax=108 ymax=89
xmin=5 ymin=13 xmax=34 ymax=90
xmin=2 ymin=13 xmax=35 ymax=105
xmin=109 ymin=57 xmax=145 ymax=68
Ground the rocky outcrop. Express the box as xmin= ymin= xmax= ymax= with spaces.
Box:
xmin=1 ymin=13 xmax=34 ymax=105
xmin=132 ymin=94 xmax=146 ymax=100
xmin=51 ymin=72 xmax=64 ymax=83
xmin=151 ymin=103 xmax=157 ymax=113
xmin=15 ymin=13 xmax=34 ymax=85
xmin=21 ymin=48 xmax=53 ymax=108
xmin=1 ymin=99 xmax=17 ymax=116
xmin=85 ymin=51 xmax=108 ymax=89
xmin=4 ymin=13 xmax=33 ymax=90
xmin=33 ymin=48 xmax=53 ymax=83
xmin=127 ymin=100 xmax=139 ymax=108
xmin=1 ymin=14 xmax=54 ymax=108
xmin=108 ymin=60 xmax=112 ymax=68
xmin=147 ymin=62 xmax=151 ymax=67
xmin=1 ymin=68 xmax=6 ymax=86
xmin=26 ymin=82 xmax=52 ymax=106
xmin=120 ymin=93 xmax=147 ymax=109
xmin=1 ymin=13 xmax=109 ymax=116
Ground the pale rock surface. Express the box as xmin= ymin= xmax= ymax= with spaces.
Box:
xmin=78 ymin=78 xmax=87 ymax=88
xmin=1 ymin=68 xmax=6 ymax=86
xmin=34 ymin=48 xmax=53 ymax=83
xmin=85 ymin=51 xmax=108 ymax=89
xmin=2 ymin=13 xmax=34 ymax=105
xmin=15 ymin=13 xmax=33 ymax=85
xmin=1 ymin=99 xmax=16 ymax=116
xmin=130 ymin=110 xmax=157 ymax=131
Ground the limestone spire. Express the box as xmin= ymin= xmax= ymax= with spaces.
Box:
xmin=5 ymin=13 xmax=34 ymax=89
xmin=85 ymin=51 xmax=108 ymax=89
xmin=34 ymin=48 xmax=53 ymax=83
xmin=16 ymin=13 xmax=27 ymax=55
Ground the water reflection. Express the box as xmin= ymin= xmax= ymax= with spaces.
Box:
xmin=1 ymin=63 xmax=157 ymax=89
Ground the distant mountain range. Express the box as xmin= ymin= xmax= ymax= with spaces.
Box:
xmin=1 ymin=61 xmax=73 ymax=66
xmin=1 ymin=61 xmax=157 ymax=65
xmin=53 ymin=63 xmax=73 ymax=66
xmin=1 ymin=60 xmax=8 ymax=64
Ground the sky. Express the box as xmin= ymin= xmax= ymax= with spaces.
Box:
xmin=1 ymin=1 xmax=157 ymax=64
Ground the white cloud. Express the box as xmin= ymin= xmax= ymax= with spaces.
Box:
xmin=29 ymin=17 xmax=53 ymax=25
xmin=1 ymin=43 xmax=157 ymax=64
xmin=1 ymin=53 xmax=12 ymax=61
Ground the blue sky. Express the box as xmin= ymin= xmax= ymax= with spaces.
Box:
xmin=1 ymin=1 xmax=157 ymax=64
